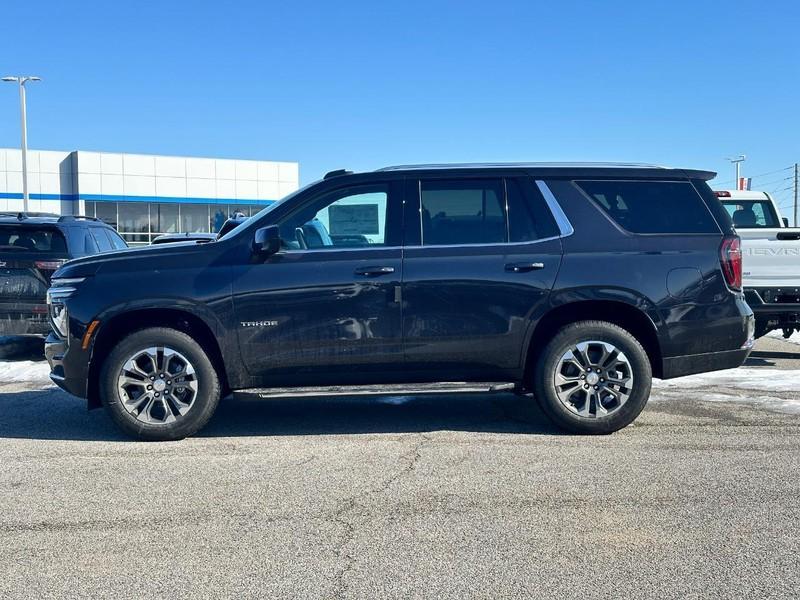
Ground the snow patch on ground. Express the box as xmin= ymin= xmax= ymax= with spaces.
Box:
xmin=655 ymin=367 xmax=800 ymax=393
xmin=653 ymin=368 xmax=800 ymax=414
xmin=0 ymin=360 xmax=53 ymax=385
xmin=767 ymin=330 xmax=800 ymax=346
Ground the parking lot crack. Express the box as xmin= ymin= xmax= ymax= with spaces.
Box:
xmin=327 ymin=433 xmax=432 ymax=599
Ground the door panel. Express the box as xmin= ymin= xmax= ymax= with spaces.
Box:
xmin=231 ymin=180 xmax=405 ymax=383
xmin=232 ymin=248 xmax=402 ymax=381
xmin=402 ymin=176 xmax=563 ymax=377
xmin=402 ymin=240 xmax=561 ymax=374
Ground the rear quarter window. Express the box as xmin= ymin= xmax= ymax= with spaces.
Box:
xmin=575 ymin=180 xmax=720 ymax=234
xmin=90 ymin=227 xmax=114 ymax=252
xmin=104 ymin=228 xmax=128 ymax=250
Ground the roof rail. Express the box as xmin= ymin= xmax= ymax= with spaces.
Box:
xmin=376 ymin=161 xmax=670 ymax=172
xmin=324 ymin=168 xmax=353 ymax=180
xmin=57 ymin=215 xmax=99 ymax=223
xmin=0 ymin=211 xmax=59 ymax=220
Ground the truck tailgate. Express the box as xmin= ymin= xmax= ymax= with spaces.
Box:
xmin=739 ymin=228 xmax=800 ymax=288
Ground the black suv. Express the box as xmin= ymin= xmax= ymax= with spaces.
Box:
xmin=0 ymin=212 xmax=126 ymax=336
xmin=45 ymin=163 xmax=754 ymax=440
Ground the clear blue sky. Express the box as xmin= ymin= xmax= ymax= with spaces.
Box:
xmin=2 ymin=0 xmax=798 ymax=209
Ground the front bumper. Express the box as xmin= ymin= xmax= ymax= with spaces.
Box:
xmin=45 ymin=332 xmax=89 ymax=398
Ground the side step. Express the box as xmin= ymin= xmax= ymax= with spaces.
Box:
xmin=234 ymin=382 xmax=517 ymax=400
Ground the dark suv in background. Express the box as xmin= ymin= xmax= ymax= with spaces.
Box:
xmin=0 ymin=212 xmax=126 ymax=336
xmin=45 ymin=163 xmax=754 ymax=440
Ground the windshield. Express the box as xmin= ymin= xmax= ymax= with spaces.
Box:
xmin=0 ymin=226 xmax=68 ymax=253
xmin=721 ymin=200 xmax=779 ymax=228
xmin=217 ymin=180 xmax=320 ymax=241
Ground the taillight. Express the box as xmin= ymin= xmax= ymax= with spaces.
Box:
xmin=720 ymin=236 xmax=742 ymax=291
xmin=35 ymin=260 xmax=65 ymax=271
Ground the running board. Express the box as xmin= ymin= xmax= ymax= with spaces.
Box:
xmin=234 ymin=382 xmax=517 ymax=400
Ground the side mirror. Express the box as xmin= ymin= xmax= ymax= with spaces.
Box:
xmin=254 ymin=225 xmax=281 ymax=256
xmin=783 ymin=217 xmax=790 ymax=228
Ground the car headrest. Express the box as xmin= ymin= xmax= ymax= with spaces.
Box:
xmin=732 ymin=208 xmax=757 ymax=228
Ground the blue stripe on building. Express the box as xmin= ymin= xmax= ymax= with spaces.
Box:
xmin=1 ymin=192 xmax=276 ymax=206
xmin=0 ymin=192 xmax=79 ymax=201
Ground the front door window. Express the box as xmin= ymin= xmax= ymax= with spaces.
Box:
xmin=277 ymin=185 xmax=393 ymax=250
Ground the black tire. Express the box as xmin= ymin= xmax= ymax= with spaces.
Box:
xmin=532 ymin=320 xmax=652 ymax=434
xmin=99 ymin=327 xmax=221 ymax=441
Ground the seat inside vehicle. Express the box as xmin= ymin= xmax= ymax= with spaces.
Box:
xmin=732 ymin=208 xmax=758 ymax=228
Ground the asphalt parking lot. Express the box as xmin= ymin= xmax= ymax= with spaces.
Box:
xmin=1 ymin=337 xmax=798 ymax=599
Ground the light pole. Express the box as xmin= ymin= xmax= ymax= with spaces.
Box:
xmin=2 ymin=75 xmax=41 ymax=213
xmin=726 ymin=155 xmax=746 ymax=190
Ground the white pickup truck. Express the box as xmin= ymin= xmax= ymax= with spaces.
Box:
xmin=716 ymin=190 xmax=800 ymax=338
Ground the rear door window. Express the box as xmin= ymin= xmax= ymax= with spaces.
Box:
xmin=575 ymin=180 xmax=719 ymax=234
xmin=415 ymin=177 xmax=561 ymax=246
xmin=83 ymin=230 xmax=99 ymax=254
xmin=0 ymin=226 xmax=68 ymax=254
xmin=420 ymin=179 xmax=506 ymax=245
xmin=507 ymin=178 xmax=560 ymax=242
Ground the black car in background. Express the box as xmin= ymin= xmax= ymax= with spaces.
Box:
xmin=0 ymin=212 xmax=126 ymax=336
xmin=45 ymin=163 xmax=754 ymax=440
xmin=150 ymin=214 xmax=247 ymax=245
xmin=151 ymin=232 xmax=217 ymax=245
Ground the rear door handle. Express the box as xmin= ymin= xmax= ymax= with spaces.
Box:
xmin=505 ymin=262 xmax=545 ymax=273
xmin=354 ymin=266 xmax=396 ymax=277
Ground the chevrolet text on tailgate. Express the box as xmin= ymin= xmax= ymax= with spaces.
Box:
xmin=45 ymin=163 xmax=755 ymax=441
xmin=715 ymin=189 xmax=800 ymax=338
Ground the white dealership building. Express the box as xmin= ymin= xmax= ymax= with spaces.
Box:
xmin=0 ymin=148 xmax=299 ymax=244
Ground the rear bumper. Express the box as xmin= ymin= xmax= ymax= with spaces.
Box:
xmin=661 ymin=312 xmax=754 ymax=379
xmin=661 ymin=347 xmax=752 ymax=379
xmin=0 ymin=303 xmax=50 ymax=335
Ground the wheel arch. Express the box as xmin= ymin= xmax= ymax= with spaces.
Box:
xmin=87 ymin=307 xmax=229 ymax=409
xmin=523 ymin=299 xmax=664 ymax=384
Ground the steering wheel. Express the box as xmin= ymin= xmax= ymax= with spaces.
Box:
xmin=294 ymin=227 xmax=308 ymax=250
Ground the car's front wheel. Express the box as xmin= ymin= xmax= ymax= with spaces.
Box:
xmin=99 ymin=327 xmax=221 ymax=441
xmin=533 ymin=320 xmax=652 ymax=434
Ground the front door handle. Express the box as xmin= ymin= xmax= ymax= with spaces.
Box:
xmin=505 ymin=262 xmax=545 ymax=273
xmin=354 ymin=266 xmax=396 ymax=277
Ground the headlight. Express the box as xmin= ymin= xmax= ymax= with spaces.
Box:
xmin=49 ymin=301 xmax=69 ymax=337
xmin=47 ymin=278 xmax=86 ymax=338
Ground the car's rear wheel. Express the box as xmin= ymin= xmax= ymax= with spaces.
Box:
xmin=533 ymin=320 xmax=652 ymax=434
xmin=100 ymin=327 xmax=220 ymax=441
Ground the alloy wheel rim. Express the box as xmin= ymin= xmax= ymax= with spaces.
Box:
xmin=116 ymin=346 xmax=199 ymax=425
xmin=553 ymin=340 xmax=634 ymax=418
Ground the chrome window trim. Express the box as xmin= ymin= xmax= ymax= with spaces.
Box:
xmin=278 ymin=245 xmax=402 ymax=254
xmin=277 ymin=237 xmax=565 ymax=254
xmin=274 ymin=179 xmax=574 ymax=254
xmin=535 ymin=180 xmax=575 ymax=238
xmin=402 ymin=236 xmax=562 ymax=250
